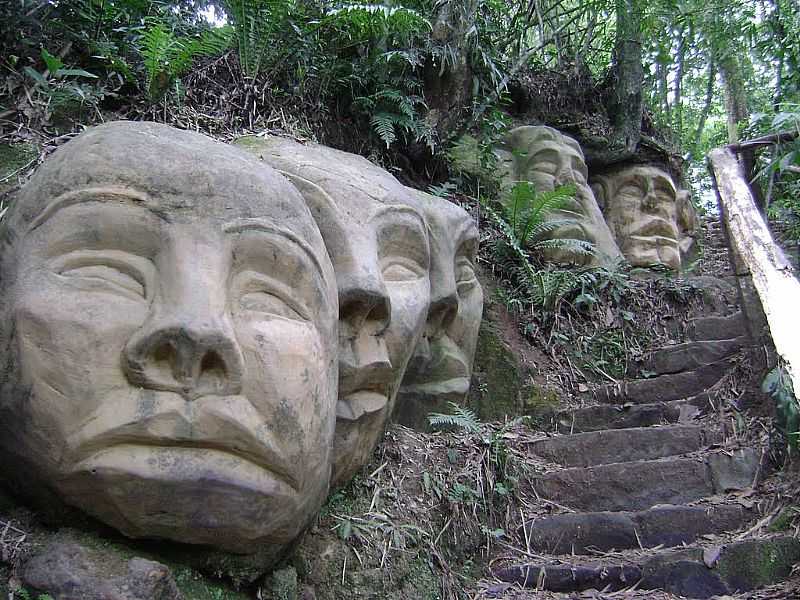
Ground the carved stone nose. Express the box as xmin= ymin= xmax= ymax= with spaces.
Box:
xmin=426 ymin=292 xmax=458 ymax=339
xmin=123 ymin=320 xmax=244 ymax=400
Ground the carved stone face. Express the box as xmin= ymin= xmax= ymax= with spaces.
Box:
xmin=0 ymin=122 xmax=338 ymax=558
xmin=591 ymin=165 xmax=693 ymax=270
xmin=496 ymin=126 xmax=622 ymax=265
xmin=235 ymin=137 xmax=431 ymax=486
xmin=394 ymin=191 xmax=483 ymax=429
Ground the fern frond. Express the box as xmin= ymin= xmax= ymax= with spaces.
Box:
xmin=370 ymin=112 xmax=398 ymax=147
xmin=428 ymin=402 xmax=481 ymax=432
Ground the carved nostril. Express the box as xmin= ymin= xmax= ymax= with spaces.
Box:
xmin=199 ymin=350 xmax=227 ymax=387
xmin=151 ymin=341 xmax=180 ymax=382
xmin=123 ymin=321 xmax=244 ymax=399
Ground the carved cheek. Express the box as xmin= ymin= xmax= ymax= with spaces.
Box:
xmin=14 ymin=269 xmax=149 ymax=446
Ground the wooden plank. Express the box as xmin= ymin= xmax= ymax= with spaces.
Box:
xmin=708 ymin=147 xmax=800 ymax=393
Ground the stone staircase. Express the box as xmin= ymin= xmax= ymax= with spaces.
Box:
xmin=490 ymin=311 xmax=800 ymax=598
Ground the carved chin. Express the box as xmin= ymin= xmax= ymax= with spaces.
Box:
xmin=55 ymin=444 xmax=317 ymax=553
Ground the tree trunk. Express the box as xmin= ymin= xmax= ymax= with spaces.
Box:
xmin=672 ymin=26 xmax=687 ymax=138
xmin=422 ymin=0 xmax=476 ymax=139
xmin=717 ymin=50 xmax=765 ymax=210
xmin=605 ymin=0 xmax=644 ymax=156
xmin=692 ymin=58 xmax=715 ymax=157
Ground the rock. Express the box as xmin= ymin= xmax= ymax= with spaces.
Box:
xmin=528 ymin=424 xmax=718 ymax=467
xmin=497 ymin=126 xmax=622 ymax=266
xmin=553 ymin=400 xmax=685 ymax=433
xmin=593 ymin=360 xmax=734 ymax=404
xmin=495 ymin=535 xmax=800 ymax=597
xmin=494 ymin=563 xmax=642 ymax=593
xmin=641 ymin=536 xmax=800 ymax=598
xmin=640 ymin=338 xmax=746 ymax=375
xmin=528 ymin=448 xmax=759 ymax=511
xmin=20 ymin=541 xmax=182 ymax=600
xmin=687 ymin=312 xmax=747 ymax=341
xmin=591 ymin=165 xmax=697 ymax=271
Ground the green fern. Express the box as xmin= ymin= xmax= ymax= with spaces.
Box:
xmin=140 ymin=21 xmax=232 ymax=99
xmin=428 ymin=402 xmax=482 ymax=433
xmin=357 ymin=88 xmax=432 ymax=148
xmin=224 ymin=0 xmax=296 ymax=78
xmin=529 ymin=269 xmax=582 ymax=311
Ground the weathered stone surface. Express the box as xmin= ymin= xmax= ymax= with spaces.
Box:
xmin=495 ymin=126 xmax=623 ymax=265
xmin=553 ymin=401 xmax=685 ymax=433
xmin=21 ymin=542 xmax=182 ymax=600
xmin=393 ymin=189 xmax=483 ymax=430
xmin=528 ymin=425 xmax=718 ymax=467
xmin=236 ymin=136 xmax=481 ymax=486
xmin=0 ymin=122 xmax=338 ymax=566
xmin=591 ymin=165 xmax=697 ymax=270
xmin=641 ymin=536 xmax=800 ymax=598
xmin=593 ymin=360 xmax=734 ymax=404
xmin=529 ymin=449 xmax=759 ymax=511
xmin=519 ymin=504 xmax=750 ymax=555
xmin=496 ymin=536 xmax=800 ymax=597
xmin=687 ymin=311 xmax=747 ymax=341
xmin=0 ymin=123 xmax=483 ymax=578
xmin=494 ymin=563 xmax=641 ymax=593
xmin=707 ymin=447 xmax=761 ymax=490
xmin=641 ymin=338 xmax=745 ymax=375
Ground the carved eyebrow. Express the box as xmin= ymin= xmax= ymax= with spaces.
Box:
xmin=29 ymin=186 xmax=156 ymax=232
xmin=222 ymin=218 xmax=329 ymax=280
xmin=369 ymin=204 xmax=427 ymax=232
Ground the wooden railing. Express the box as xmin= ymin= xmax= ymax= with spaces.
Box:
xmin=707 ymin=133 xmax=800 ymax=394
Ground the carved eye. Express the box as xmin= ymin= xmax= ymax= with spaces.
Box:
xmin=455 ymin=257 xmax=477 ymax=292
xmin=381 ymin=257 xmax=425 ymax=282
xmin=239 ymin=291 xmax=304 ymax=321
xmin=54 ymin=252 xmax=150 ymax=301
xmin=60 ymin=265 xmax=145 ymax=299
xmin=619 ymin=185 xmax=644 ymax=198
xmin=235 ymin=271 xmax=307 ymax=321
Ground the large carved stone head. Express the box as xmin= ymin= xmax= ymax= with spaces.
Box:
xmin=495 ymin=126 xmax=622 ymax=265
xmin=0 ymin=122 xmax=339 ymax=563
xmin=393 ymin=190 xmax=483 ymax=429
xmin=235 ymin=136 xmax=431 ymax=487
xmin=591 ymin=165 xmax=697 ymax=270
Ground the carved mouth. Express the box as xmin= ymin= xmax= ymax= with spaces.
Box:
xmin=403 ymin=335 xmax=470 ymax=394
xmin=336 ymin=389 xmax=388 ymax=422
xmin=68 ymin=391 xmax=300 ymax=492
xmin=628 ymin=217 xmax=679 ymax=240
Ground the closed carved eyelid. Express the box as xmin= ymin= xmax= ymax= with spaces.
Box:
xmin=50 ymin=250 xmax=153 ymax=299
xmin=232 ymin=270 xmax=311 ymax=321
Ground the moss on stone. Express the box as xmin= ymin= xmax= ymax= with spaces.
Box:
xmin=265 ymin=566 xmax=299 ymax=600
xmin=0 ymin=142 xmax=37 ymax=195
xmin=172 ymin=567 xmax=250 ymax=600
xmin=768 ymin=506 xmax=798 ymax=532
xmin=716 ymin=537 xmax=800 ymax=589
xmin=468 ymin=319 xmax=522 ymax=421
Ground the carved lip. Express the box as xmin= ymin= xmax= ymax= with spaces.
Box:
xmin=627 ymin=217 xmax=679 ymax=239
xmin=336 ymin=390 xmax=388 ymax=422
xmin=407 ymin=335 xmax=470 ymax=386
xmin=68 ymin=393 xmax=300 ymax=492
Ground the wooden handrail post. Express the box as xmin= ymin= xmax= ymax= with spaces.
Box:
xmin=708 ymin=147 xmax=800 ymax=394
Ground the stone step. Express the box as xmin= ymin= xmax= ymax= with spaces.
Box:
xmin=519 ymin=503 xmax=752 ymax=554
xmin=493 ymin=535 xmax=800 ymax=597
xmin=528 ymin=448 xmax=760 ymax=512
xmin=639 ymin=337 xmax=746 ymax=376
xmin=552 ymin=400 xmax=689 ymax=433
xmin=528 ymin=425 xmax=720 ymax=467
xmin=593 ymin=359 xmax=733 ymax=405
xmin=687 ymin=311 xmax=747 ymax=341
